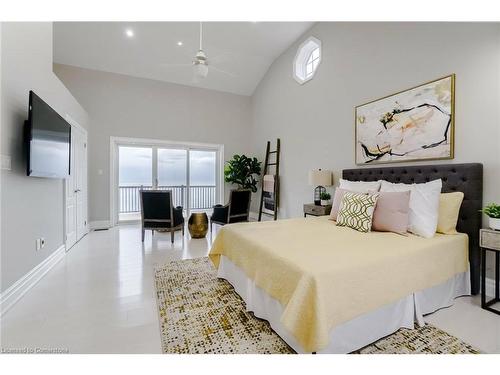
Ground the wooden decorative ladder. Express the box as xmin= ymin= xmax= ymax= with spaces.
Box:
xmin=258 ymin=138 xmax=280 ymax=221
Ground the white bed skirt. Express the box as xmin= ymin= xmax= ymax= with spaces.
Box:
xmin=217 ymin=255 xmax=471 ymax=354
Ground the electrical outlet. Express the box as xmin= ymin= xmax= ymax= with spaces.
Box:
xmin=1 ymin=154 xmax=12 ymax=171
xmin=35 ymin=238 xmax=46 ymax=251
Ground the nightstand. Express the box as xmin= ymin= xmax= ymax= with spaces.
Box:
xmin=479 ymin=229 xmax=500 ymax=315
xmin=303 ymin=203 xmax=332 ymax=218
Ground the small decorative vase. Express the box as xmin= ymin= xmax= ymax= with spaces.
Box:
xmin=188 ymin=212 xmax=209 ymax=238
xmin=488 ymin=217 xmax=500 ymax=231
xmin=320 ymin=199 xmax=331 ymax=206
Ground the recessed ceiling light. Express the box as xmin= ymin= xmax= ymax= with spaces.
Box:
xmin=177 ymin=41 xmax=183 ymax=46
xmin=125 ymin=28 xmax=134 ymax=38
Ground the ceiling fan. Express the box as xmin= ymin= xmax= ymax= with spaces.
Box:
xmin=163 ymin=22 xmax=235 ymax=81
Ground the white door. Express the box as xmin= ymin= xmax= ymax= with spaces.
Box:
xmin=65 ymin=124 xmax=88 ymax=251
xmin=75 ymin=128 xmax=88 ymax=239
xmin=65 ymin=133 xmax=78 ymax=250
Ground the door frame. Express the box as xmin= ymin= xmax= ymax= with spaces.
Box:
xmin=64 ymin=115 xmax=89 ymax=251
xmin=109 ymin=136 xmax=224 ymax=227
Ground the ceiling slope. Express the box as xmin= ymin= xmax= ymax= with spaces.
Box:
xmin=54 ymin=22 xmax=314 ymax=96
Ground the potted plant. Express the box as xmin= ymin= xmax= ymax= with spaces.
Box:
xmin=482 ymin=203 xmax=500 ymax=230
xmin=320 ymin=192 xmax=332 ymax=206
xmin=224 ymin=154 xmax=262 ymax=193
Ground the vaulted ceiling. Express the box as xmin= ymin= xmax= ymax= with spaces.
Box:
xmin=53 ymin=22 xmax=314 ymax=96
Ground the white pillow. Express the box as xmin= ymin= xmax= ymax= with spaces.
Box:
xmin=339 ymin=178 xmax=381 ymax=193
xmin=380 ymin=179 xmax=442 ymax=238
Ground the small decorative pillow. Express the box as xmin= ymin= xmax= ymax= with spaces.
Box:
xmin=437 ymin=192 xmax=464 ymax=234
xmin=329 ymin=188 xmax=352 ymax=221
xmin=372 ymin=191 xmax=411 ymax=235
xmin=339 ymin=178 xmax=381 ymax=193
xmin=336 ymin=192 xmax=379 ymax=233
xmin=380 ymin=179 xmax=442 ymax=238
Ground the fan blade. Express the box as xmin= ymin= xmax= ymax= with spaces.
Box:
xmin=210 ymin=65 xmax=236 ymax=77
xmin=209 ymin=51 xmax=237 ymax=64
xmin=160 ymin=63 xmax=193 ymax=68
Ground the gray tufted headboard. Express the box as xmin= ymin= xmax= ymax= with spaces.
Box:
xmin=342 ymin=163 xmax=483 ymax=295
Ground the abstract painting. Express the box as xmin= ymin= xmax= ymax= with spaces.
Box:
xmin=355 ymin=75 xmax=455 ymax=165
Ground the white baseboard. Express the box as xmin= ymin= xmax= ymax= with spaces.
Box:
xmin=89 ymin=220 xmax=111 ymax=230
xmin=0 ymin=244 xmax=66 ymax=316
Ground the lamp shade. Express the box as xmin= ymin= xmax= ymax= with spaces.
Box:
xmin=308 ymin=169 xmax=333 ymax=186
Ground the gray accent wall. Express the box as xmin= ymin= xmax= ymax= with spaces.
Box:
xmin=250 ymin=22 xmax=500 ymax=219
xmin=1 ymin=23 xmax=89 ymax=292
xmin=53 ymin=64 xmax=252 ymax=224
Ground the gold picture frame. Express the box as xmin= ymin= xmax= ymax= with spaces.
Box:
xmin=355 ymin=74 xmax=455 ymax=165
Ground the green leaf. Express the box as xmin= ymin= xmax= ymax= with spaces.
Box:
xmin=481 ymin=203 xmax=500 ymax=219
xmin=224 ymin=154 xmax=262 ymax=192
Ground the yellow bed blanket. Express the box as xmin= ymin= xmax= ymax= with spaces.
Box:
xmin=209 ymin=217 xmax=468 ymax=352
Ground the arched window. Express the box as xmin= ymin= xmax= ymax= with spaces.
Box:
xmin=293 ymin=36 xmax=322 ymax=84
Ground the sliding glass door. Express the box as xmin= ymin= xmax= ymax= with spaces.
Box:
xmin=157 ymin=148 xmax=188 ymax=209
xmin=118 ymin=146 xmax=153 ymax=221
xmin=189 ymin=150 xmax=217 ymax=213
xmin=116 ymin=142 xmax=221 ymax=223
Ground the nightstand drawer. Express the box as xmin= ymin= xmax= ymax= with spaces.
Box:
xmin=303 ymin=204 xmax=331 ymax=216
xmin=480 ymin=229 xmax=500 ymax=251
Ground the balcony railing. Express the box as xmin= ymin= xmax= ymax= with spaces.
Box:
xmin=119 ymin=185 xmax=217 ymax=213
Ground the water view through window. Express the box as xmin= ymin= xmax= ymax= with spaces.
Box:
xmin=118 ymin=145 xmax=218 ymax=220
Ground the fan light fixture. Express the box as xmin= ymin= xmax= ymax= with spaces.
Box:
xmin=161 ymin=22 xmax=235 ymax=80
xmin=194 ymin=62 xmax=208 ymax=78
xmin=192 ymin=23 xmax=209 ymax=79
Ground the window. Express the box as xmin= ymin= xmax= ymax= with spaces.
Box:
xmin=293 ymin=36 xmax=321 ymax=84
xmin=305 ymin=47 xmax=320 ymax=78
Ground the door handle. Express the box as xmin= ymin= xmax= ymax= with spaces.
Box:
xmin=74 ymin=189 xmax=81 ymax=193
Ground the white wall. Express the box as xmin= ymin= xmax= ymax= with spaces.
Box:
xmin=1 ymin=23 xmax=89 ymax=292
xmin=2 ymin=22 xmax=498 ymax=293
xmin=251 ymin=22 xmax=500 ymax=218
xmin=53 ymin=64 xmax=252 ymax=223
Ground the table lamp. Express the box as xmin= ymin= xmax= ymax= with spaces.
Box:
xmin=308 ymin=169 xmax=333 ymax=206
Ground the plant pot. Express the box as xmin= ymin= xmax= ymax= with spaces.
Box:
xmin=320 ymin=199 xmax=331 ymax=206
xmin=488 ymin=217 xmax=500 ymax=231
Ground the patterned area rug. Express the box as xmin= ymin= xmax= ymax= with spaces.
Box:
xmin=154 ymin=257 xmax=479 ymax=354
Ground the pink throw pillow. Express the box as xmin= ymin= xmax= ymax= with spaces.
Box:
xmin=372 ymin=191 xmax=411 ymax=235
xmin=329 ymin=188 xmax=350 ymax=221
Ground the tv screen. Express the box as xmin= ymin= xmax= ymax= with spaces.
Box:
xmin=27 ymin=91 xmax=71 ymax=178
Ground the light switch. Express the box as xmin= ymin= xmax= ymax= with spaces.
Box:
xmin=98 ymin=169 xmax=103 ymax=175
xmin=1 ymin=154 xmax=11 ymax=171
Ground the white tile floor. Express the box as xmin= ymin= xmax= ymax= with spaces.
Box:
xmin=1 ymin=224 xmax=499 ymax=354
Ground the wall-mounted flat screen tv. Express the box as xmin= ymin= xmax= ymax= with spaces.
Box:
xmin=26 ymin=91 xmax=71 ymax=178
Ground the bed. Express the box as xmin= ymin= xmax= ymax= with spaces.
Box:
xmin=209 ymin=163 xmax=483 ymax=353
